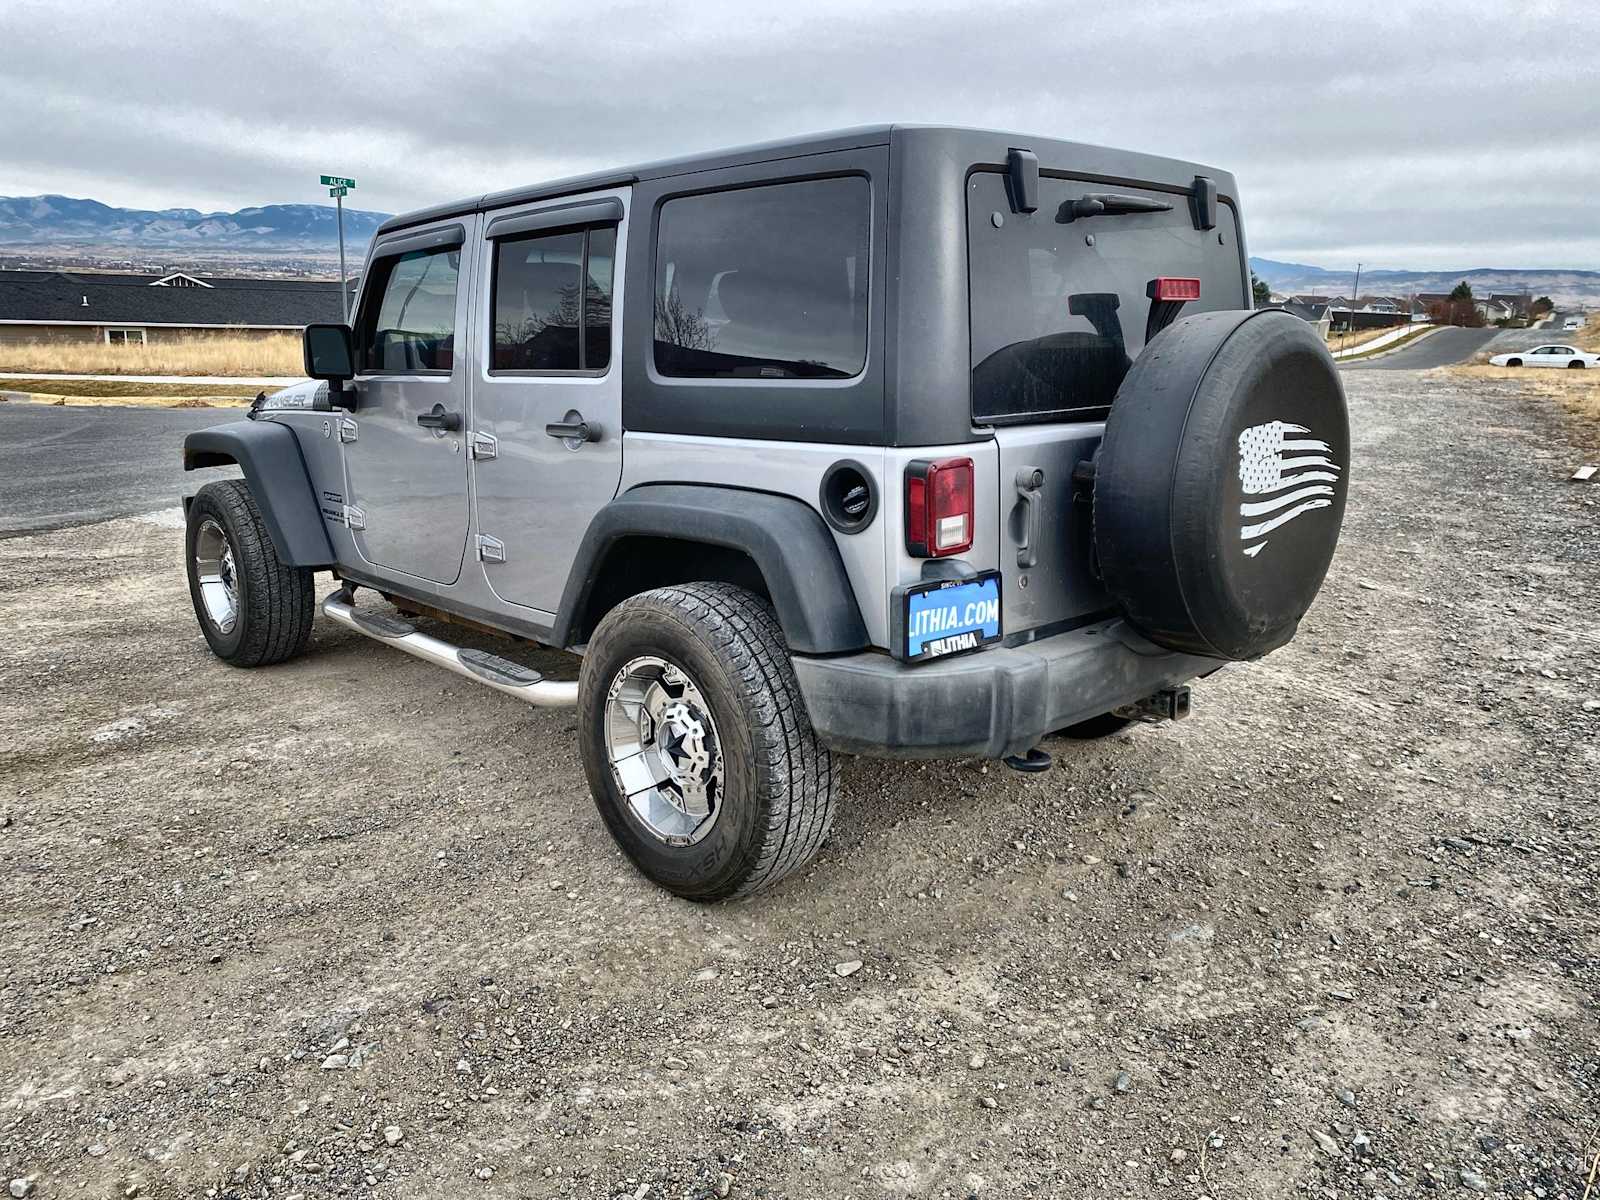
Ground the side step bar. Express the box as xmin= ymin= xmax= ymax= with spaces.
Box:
xmin=320 ymin=589 xmax=579 ymax=708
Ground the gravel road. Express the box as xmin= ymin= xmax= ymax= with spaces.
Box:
xmin=2 ymin=369 xmax=1597 ymax=1199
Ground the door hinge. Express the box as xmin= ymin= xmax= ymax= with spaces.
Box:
xmin=470 ymin=432 xmax=498 ymax=461
xmin=342 ymin=504 xmax=366 ymax=531
xmin=337 ymin=417 xmax=358 ymax=443
xmin=476 ymin=534 xmax=506 ymax=564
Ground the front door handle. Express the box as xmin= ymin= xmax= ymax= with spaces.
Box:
xmin=417 ymin=404 xmax=461 ymax=432
xmin=545 ymin=411 xmax=599 ymax=444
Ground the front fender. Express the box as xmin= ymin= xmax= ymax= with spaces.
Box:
xmin=183 ymin=420 xmax=334 ymax=568
xmin=555 ymin=485 xmax=869 ymax=655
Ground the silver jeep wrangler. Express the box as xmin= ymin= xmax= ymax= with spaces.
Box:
xmin=181 ymin=126 xmax=1348 ymax=900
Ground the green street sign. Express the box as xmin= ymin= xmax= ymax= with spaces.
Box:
xmin=328 ymin=186 xmax=348 ymax=198
xmin=320 ymin=174 xmax=356 ymax=188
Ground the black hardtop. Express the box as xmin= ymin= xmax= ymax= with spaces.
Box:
xmin=375 ymin=125 xmax=1237 ymax=238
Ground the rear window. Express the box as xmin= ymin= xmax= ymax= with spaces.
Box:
xmin=967 ymin=171 xmax=1245 ymax=423
xmin=654 ymin=176 xmax=870 ymax=380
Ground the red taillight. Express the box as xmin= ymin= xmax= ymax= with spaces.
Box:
xmin=1151 ymin=276 xmax=1201 ymax=302
xmin=905 ymin=457 xmax=974 ymax=558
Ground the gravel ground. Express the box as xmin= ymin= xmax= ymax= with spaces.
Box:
xmin=2 ymin=369 xmax=1597 ymax=1200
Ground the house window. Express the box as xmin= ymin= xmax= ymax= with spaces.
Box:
xmin=105 ymin=328 xmax=146 ymax=346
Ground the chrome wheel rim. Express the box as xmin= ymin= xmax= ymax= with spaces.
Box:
xmin=604 ymin=656 xmax=724 ymax=846
xmin=193 ymin=517 xmax=239 ymax=635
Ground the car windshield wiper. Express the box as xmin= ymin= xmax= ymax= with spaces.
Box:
xmin=1057 ymin=193 xmax=1174 ymax=222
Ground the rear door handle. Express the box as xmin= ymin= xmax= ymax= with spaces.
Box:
xmin=416 ymin=404 xmax=461 ymax=432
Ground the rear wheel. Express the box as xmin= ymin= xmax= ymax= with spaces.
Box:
xmin=578 ymin=583 xmax=837 ymax=900
xmin=1568 ymin=360 xmax=1586 ymax=369
xmin=185 ymin=480 xmax=314 ymax=666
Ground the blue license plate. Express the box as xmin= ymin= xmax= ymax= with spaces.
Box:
xmin=903 ymin=572 xmax=1002 ymax=661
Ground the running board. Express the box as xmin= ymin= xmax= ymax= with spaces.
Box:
xmin=320 ymin=590 xmax=578 ymax=708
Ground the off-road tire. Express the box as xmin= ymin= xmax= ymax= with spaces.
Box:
xmin=578 ymin=583 xmax=837 ymax=901
xmin=1057 ymin=712 xmax=1134 ymax=740
xmin=185 ymin=480 xmax=314 ymax=667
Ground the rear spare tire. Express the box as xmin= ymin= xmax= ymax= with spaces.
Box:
xmin=1092 ymin=309 xmax=1348 ymax=661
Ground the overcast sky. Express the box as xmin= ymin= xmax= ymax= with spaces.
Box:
xmin=2 ymin=0 xmax=1595 ymax=270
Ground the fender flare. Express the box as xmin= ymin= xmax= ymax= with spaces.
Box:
xmin=183 ymin=420 xmax=335 ymax=568
xmin=554 ymin=484 xmax=869 ymax=655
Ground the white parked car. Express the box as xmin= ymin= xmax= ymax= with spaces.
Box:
xmin=1563 ymin=317 xmax=1583 ymax=331
xmin=1489 ymin=344 xmax=1598 ymax=369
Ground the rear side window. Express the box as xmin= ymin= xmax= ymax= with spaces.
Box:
xmin=359 ymin=247 xmax=459 ymax=373
xmin=967 ymin=171 xmax=1245 ymax=423
xmin=654 ymin=176 xmax=870 ymax=380
xmin=491 ymin=224 xmax=616 ymax=372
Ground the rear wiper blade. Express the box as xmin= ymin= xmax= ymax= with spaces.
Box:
xmin=1057 ymin=193 xmax=1174 ymax=222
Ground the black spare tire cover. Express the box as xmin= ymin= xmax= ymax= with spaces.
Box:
xmin=1093 ymin=308 xmax=1349 ymax=661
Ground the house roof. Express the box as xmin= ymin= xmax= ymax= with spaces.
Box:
xmin=0 ymin=270 xmax=354 ymax=327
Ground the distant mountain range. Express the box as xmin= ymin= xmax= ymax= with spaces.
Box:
xmin=1 ymin=196 xmax=1594 ymax=305
xmin=1250 ymin=257 xmax=1600 ymax=307
xmin=0 ymin=195 xmax=393 ymax=253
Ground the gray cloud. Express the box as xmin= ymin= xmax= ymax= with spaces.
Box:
xmin=3 ymin=0 xmax=1596 ymax=268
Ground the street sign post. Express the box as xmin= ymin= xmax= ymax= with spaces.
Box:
xmin=320 ymin=175 xmax=357 ymax=321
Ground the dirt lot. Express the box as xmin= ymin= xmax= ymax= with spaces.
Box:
xmin=2 ymin=369 xmax=1597 ymax=1199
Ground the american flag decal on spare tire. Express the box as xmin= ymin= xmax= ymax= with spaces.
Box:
xmin=1236 ymin=420 xmax=1343 ymax=558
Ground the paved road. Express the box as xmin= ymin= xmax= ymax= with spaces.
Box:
xmin=0 ymin=401 xmax=241 ymax=535
xmin=1342 ymin=325 xmax=1499 ymax=370
xmin=1343 ymin=311 xmax=1583 ymax=371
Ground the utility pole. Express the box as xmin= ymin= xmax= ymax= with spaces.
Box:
xmin=1345 ymin=261 xmax=1363 ymax=350
xmin=320 ymin=175 xmax=357 ymax=322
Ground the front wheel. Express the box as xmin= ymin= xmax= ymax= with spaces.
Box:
xmin=578 ymin=583 xmax=837 ymax=900
xmin=185 ymin=480 xmax=314 ymax=666
xmin=1505 ymin=358 xmax=1523 ymax=367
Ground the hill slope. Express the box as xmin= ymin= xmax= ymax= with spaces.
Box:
xmin=0 ymin=195 xmax=394 ymax=252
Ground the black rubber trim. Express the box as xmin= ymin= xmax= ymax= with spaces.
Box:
xmin=351 ymin=609 xmax=415 ymax=639
xmin=182 ymin=420 xmax=335 ymax=568
xmin=458 ymin=649 xmax=543 ymax=685
xmin=791 ymin=618 xmax=1219 ymax=759
xmin=554 ymin=485 xmax=869 ymax=655
xmin=485 ymin=198 xmax=623 ymax=240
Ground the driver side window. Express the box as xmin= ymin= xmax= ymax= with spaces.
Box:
xmin=357 ymin=247 xmax=460 ymax=373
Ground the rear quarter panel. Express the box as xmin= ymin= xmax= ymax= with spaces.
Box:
xmin=618 ymin=433 xmax=999 ymax=650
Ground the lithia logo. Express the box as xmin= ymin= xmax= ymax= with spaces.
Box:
xmin=1236 ymin=421 xmax=1342 ymax=558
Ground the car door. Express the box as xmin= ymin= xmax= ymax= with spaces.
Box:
xmin=342 ymin=221 xmax=475 ymax=585
xmin=469 ymin=189 xmax=627 ymax=615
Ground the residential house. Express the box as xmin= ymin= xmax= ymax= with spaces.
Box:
xmin=0 ymin=269 xmax=354 ymax=346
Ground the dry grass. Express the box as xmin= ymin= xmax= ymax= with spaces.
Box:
xmin=0 ymin=333 xmax=302 ymax=377
xmin=0 ymin=377 xmax=263 ymax=407
xmin=1447 ymin=362 xmax=1600 ymax=444
xmin=1326 ymin=324 xmax=1415 ymax=352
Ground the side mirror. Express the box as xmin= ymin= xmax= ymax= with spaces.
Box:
xmin=304 ymin=323 xmax=355 ymax=382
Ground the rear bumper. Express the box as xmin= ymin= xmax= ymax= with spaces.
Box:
xmin=791 ymin=618 xmax=1221 ymax=759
